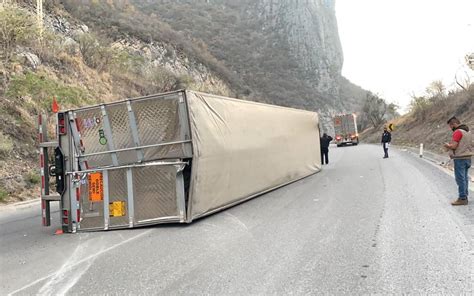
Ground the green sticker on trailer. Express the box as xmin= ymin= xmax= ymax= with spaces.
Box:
xmin=98 ymin=129 xmax=107 ymax=145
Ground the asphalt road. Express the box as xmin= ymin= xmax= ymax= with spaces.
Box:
xmin=1 ymin=144 xmax=473 ymax=295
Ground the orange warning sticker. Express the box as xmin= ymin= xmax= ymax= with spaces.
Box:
xmin=88 ymin=172 xmax=103 ymax=202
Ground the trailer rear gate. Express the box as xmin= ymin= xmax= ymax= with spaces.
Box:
xmin=40 ymin=90 xmax=321 ymax=232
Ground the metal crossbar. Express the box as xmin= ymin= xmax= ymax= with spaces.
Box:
xmin=77 ymin=140 xmax=192 ymax=158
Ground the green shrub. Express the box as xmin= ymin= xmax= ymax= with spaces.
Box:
xmin=0 ymin=131 xmax=14 ymax=157
xmin=26 ymin=172 xmax=40 ymax=185
xmin=113 ymin=51 xmax=145 ymax=75
xmin=0 ymin=187 xmax=7 ymax=202
xmin=148 ymin=67 xmax=178 ymax=92
xmin=409 ymin=96 xmax=431 ymax=121
xmin=6 ymin=71 xmax=90 ymax=110
xmin=175 ymin=74 xmax=195 ymax=90
xmin=78 ymin=33 xmax=119 ymax=72
xmin=0 ymin=4 xmax=38 ymax=63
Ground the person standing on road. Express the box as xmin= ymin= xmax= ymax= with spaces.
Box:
xmin=320 ymin=133 xmax=333 ymax=165
xmin=381 ymin=126 xmax=392 ymax=159
xmin=444 ymin=116 xmax=472 ymax=206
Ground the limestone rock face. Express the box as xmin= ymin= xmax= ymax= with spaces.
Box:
xmin=258 ymin=0 xmax=343 ymax=96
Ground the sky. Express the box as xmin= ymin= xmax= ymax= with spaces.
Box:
xmin=336 ymin=0 xmax=474 ymax=113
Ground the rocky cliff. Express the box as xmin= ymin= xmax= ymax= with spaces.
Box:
xmin=130 ymin=0 xmax=364 ymax=113
xmin=258 ymin=0 xmax=344 ymax=98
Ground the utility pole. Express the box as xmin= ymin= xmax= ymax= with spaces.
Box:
xmin=36 ymin=0 xmax=43 ymax=38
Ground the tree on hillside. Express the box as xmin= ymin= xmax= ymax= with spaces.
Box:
xmin=426 ymin=80 xmax=446 ymax=102
xmin=386 ymin=102 xmax=399 ymax=121
xmin=361 ymin=92 xmax=387 ymax=129
xmin=409 ymin=94 xmax=430 ymax=121
xmin=455 ymin=53 xmax=473 ymax=91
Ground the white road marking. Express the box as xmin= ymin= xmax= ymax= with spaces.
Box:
xmin=224 ymin=212 xmax=249 ymax=231
xmin=8 ymin=229 xmax=153 ymax=295
xmin=38 ymin=237 xmax=102 ymax=296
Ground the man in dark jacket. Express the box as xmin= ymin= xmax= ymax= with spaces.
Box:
xmin=381 ymin=126 xmax=391 ymax=158
xmin=320 ymin=133 xmax=333 ymax=165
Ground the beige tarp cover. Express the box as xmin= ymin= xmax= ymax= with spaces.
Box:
xmin=186 ymin=91 xmax=321 ymax=220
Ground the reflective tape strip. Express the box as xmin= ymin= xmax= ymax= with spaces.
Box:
xmin=39 ymin=150 xmax=45 ymax=196
xmin=75 ymin=187 xmax=81 ymax=223
xmin=175 ymin=170 xmax=186 ymax=222
xmin=103 ymin=170 xmax=110 ymax=230
xmin=38 ymin=113 xmax=47 ymax=226
xmin=71 ymin=183 xmax=78 ymax=228
xmin=41 ymin=200 xmax=46 ymax=226
xmin=126 ymin=168 xmax=134 ymax=228
xmin=38 ymin=114 xmax=43 ymax=141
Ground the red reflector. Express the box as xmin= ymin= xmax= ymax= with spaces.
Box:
xmin=59 ymin=127 xmax=66 ymax=134
xmin=63 ymin=210 xmax=68 ymax=217
xmin=63 ymin=217 xmax=69 ymax=224
xmin=59 ymin=118 xmax=65 ymax=125
xmin=77 ymin=209 xmax=81 ymax=222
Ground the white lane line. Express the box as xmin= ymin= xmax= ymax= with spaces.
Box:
xmin=38 ymin=236 xmax=103 ymax=296
xmin=224 ymin=212 xmax=249 ymax=231
xmin=8 ymin=229 xmax=153 ymax=295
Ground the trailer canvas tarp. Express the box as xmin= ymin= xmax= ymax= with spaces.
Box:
xmin=187 ymin=91 xmax=321 ymax=219
xmin=39 ymin=90 xmax=321 ymax=232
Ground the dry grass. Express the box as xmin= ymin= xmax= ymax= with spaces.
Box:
xmin=361 ymin=87 xmax=474 ymax=155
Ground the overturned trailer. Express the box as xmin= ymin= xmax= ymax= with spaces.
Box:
xmin=38 ymin=90 xmax=321 ymax=232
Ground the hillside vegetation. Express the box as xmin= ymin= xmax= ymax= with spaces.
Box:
xmin=0 ymin=1 xmax=231 ymax=202
xmin=361 ymin=86 xmax=474 ymax=155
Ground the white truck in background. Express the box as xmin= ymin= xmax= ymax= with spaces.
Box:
xmin=333 ymin=113 xmax=359 ymax=147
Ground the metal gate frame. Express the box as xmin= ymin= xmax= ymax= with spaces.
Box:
xmin=54 ymin=90 xmax=194 ymax=232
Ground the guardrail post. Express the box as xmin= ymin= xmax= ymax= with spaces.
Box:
xmin=419 ymin=143 xmax=424 ymax=158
